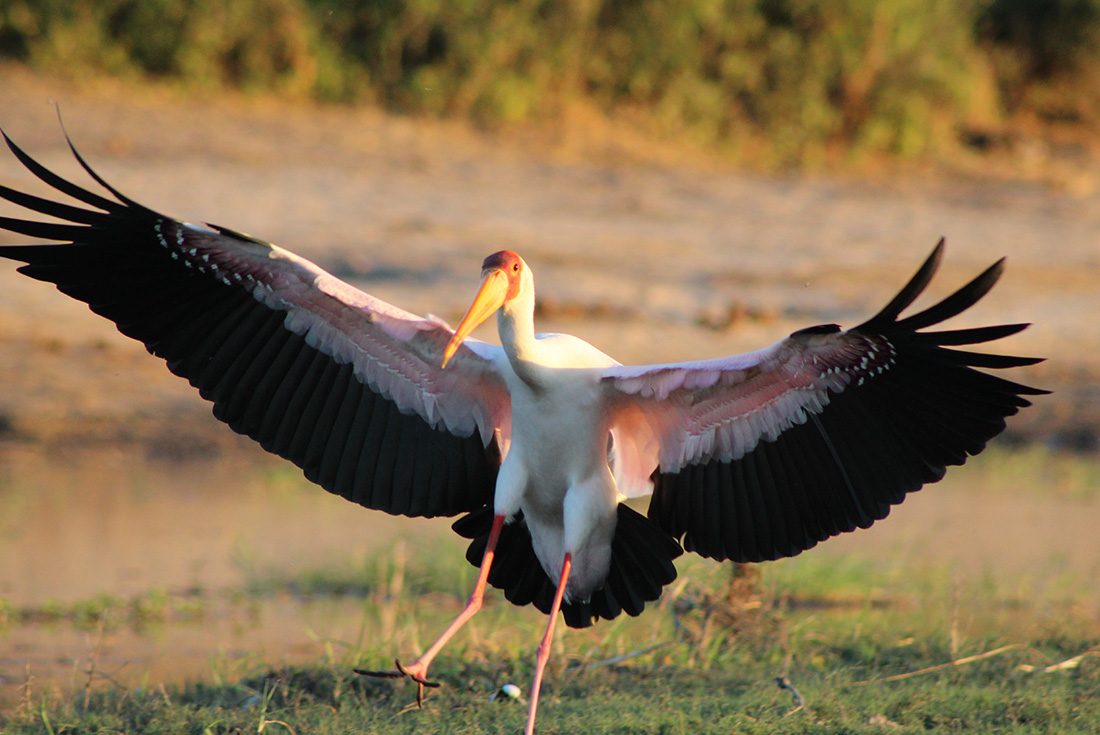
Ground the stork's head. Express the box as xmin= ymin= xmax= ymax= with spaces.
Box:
xmin=442 ymin=250 xmax=529 ymax=368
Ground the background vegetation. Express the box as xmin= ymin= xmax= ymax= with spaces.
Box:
xmin=2 ymin=0 xmax=1099 ymax=167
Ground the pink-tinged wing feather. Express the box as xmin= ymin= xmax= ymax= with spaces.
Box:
xmin=0 ymin=132 xmax=508 ymax=518
xmin=606 ymin=330 xmax=890 ymax=475
xmin=602 ymin=242 xmax=1047 ymax=563
xmin=604 ymin=331 xmax=888 ymax=496
xmin=171 ymin=222 xmax=509 ymax=442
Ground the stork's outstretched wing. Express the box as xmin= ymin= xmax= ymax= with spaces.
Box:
xmin=604 ymin=241 xmax=1047 ymax=562
xmin=0 ymin=132 xmax=510 ymax=518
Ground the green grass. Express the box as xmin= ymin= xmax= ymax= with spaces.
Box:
xmin=15 ymin=656 xmax=1100 ymax=734
xmin=0 ymin=589 xmax=207 ymax=632
xmin=234 ymin=534 xmax=476 ymax=602
xmin=5 ymin=617 xmax=1099 ymax=733
xmin=955 ymin=445 xmax=1100 ymax=502
xmin=4 ymin=554 xmax=1099 ymax=733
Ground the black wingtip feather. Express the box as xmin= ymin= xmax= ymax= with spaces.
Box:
xmin=913 ymin=323 xmax=1030 ymax=346
xmin=0 ymin=183 xmax=106 ymax=226
xmin=0 ymin=131 xmax=121 ymax=212
xmin=58 ymin=117 xmax=143 ymax=211
xmin=896 ymin=257 xmax=1005 ymax=331
xmin=933 ymin=347 xmax=1046 ymax=369
xmin=860 ymin=238 xmax=944 ymax=329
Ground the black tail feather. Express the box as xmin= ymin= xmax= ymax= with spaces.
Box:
xmin=453 ymin=504 xmax=682 ymax=628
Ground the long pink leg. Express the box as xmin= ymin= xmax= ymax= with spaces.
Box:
xmin=357 ymin=513 xmax=506 ymax=705
xmin=524 ymin=552 xmax=572 ymax=735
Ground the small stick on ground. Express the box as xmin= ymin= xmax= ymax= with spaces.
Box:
xmin=19 ymin=662 xmax=33 ymax=718
xmin=775 ymin=676 xmax=806 ymax=714
xmin=83 ymin=609 xmax=110 ymax=711
xmin=849 ymin=643 xmax=1029 ymax=686
xmin=1017 ymin=647 xmax=1100 ymax=673
xmin=571 ymin=642 xmax=672 ymax=670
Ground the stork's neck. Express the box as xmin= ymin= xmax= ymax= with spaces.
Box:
xmin=497 ymin=284 xmax=544 ymax=388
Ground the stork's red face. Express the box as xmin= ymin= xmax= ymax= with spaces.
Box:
xmin=442 ymin=250 xmax=525 ymax=368
xmin=480 ymin=250 xmax=525 ymax=300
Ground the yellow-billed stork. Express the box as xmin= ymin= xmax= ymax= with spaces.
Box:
xmin=0 ymin=130 xmax=1046 ymax=734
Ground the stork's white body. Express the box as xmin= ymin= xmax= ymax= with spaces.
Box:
xmin=477 ymin=260 xmax=625 ymax=601
xmin=494 ymin=336 xmax=620 ymax=600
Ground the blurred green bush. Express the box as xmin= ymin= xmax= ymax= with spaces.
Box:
xmin=1 ymin=0 xmax=1097 ymax=166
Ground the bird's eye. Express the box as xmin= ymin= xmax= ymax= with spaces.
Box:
xmin=512 ymin=262 xmax=520 ymax=272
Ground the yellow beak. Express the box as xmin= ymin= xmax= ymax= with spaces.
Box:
xmin=442 ymin=268 xmax=509 ymax=368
